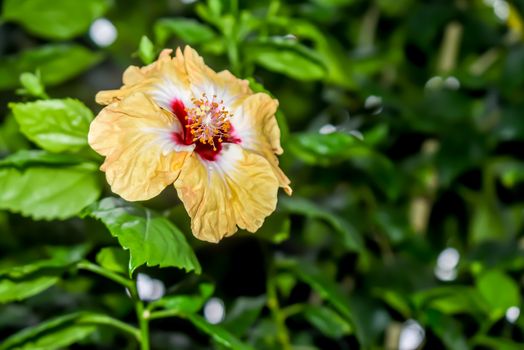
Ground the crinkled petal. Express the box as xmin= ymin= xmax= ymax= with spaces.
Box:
xmin=89 ymin=92 xmax=194 ymax=201
xmin=95 ymin=49 xmax=191 ymax=109
xmin=217 ymin=70 xmax=253 ymax=101
xmin=183 ymin=46 xmax=252 ymax=108
xmin=230 ymin=93 xmax=292 ymax=194
xmin=96 ymin=46 xmax=253 ymax=118
xmin=174 ymin=143 xmax=279 ymax=242
xmin=149 ymin=47 xmax=192 ymax=111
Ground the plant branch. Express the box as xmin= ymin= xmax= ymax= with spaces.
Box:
xmin=77 ymin=260 xmax=133 ymax=289
xmin=135 ymin=300 xmax=150 ymax=350
xmin=129 ymin=283 xmax=150 ymax=350
xmin=267 ymin=264 xmax=292 ymax=350
xmin=79 ymin=314 xmax=141 ymax=341
xmin=281 ymin=304 xmax=305 ymax=319
xmin=77 ymin=261 xmax=147 ymax=348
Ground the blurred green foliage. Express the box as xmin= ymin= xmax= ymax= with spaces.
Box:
xmin=1 ymin=0 xmax=524 ymax=349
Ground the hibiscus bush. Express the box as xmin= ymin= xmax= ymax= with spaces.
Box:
xmin=1 ymin=0 xmax=524 ymax=349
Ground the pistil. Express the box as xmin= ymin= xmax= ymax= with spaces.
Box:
xmin=185 ymin=93 xmax=232 ymax=151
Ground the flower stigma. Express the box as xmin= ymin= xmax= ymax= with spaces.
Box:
xmin=185 ymin=93 xmax=232 ymax=151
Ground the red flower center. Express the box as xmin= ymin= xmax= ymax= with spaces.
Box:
xmin=170 ymin=94 xmax=240 ymax=161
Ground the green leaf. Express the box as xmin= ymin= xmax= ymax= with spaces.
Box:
xmin=2 ymin=0 xmax=110 ymax=40
xmin=0 ymin=275 xmax=60 ymax=304
xmin=138 ymin=36 xmax=156 ymax=65
xmin=10 ymin=99 xmax=93 ymax=153
xmin=0 ymin=245 xmax=88 ymax=277
xmin=46 ymin=244 xmax=91 ymax=265
xmin=346 ymin=296 xmax=390 ymax=347
xmin=0 ymin=152 xmax=101 ymax=220
xmin=412 ymin=286 xmax=485 ymax=316
xmin=0 ymin=44 xmax=103 ymax=91
xmin=422 ymin=309 xmax=468 ymax=350
xmin=0 ymin=305 xmax=35 ymax=329
xmin=282 ymin=261 xmax=384 ymax=346
xmin=0 ymin=312 xmax=139 ymax=350
xmin=0 ymin=245 xmax=88 ymax=303
xmin=0 ymin=115 xmax=29 ymax=153
xmin=272 ymin=18 xmax=356 ymax=88
xmin=466 ymin=193 xmax=506 ymax=244
xmin=0 ymin=246 xmax=87 ymax=304
xmin=155 ymin=18 xmax=216 ymax=46
xmin=289 ymin=132 xmax=400 ymax=198
xmin=492 ymin=159 xmax=524 ymax=188
xmin=289 ymin=132 xmax=362 ymax=165
xmin=302 ymin=305 xmax=352 ymax=338
xmin=280 ymin=196 xmax=363 ymax=252
xmin=184 ymin=313 xmax=255 ymax=350
xmin=83 ymin=197 xmax=201 ymax=275
xmin=222 ymin=296 xmax=266 ymax=336
xmin=0 ymin=313 xmax=94 ymax=350
xmin=150 ymin=282 xmax=214 ymax=313
xmin=373 ymin=207 xmax=411 ymax=243
xmin=17 ymin=71 xmax=48 ymax=99
xmin=373 ymin=289 xmax=412 ymax=318
xmin=278 ymin=259 xmax=353 ymax=321
xmin=376 ymin=0 xmax=414 ymax=16
xmin=310 ymin=0 xmax=356 ymax=6
xmin=245 ymin=39 xmax=327 ymax=81
xmin=476 ymin=270 xmax=520 ymax=319
xmin=207 ymin=0 xmax=223 ymax=17
xmin=96 ymin=247 xmax=129 ymax=275
xmin=275 ymin=272 xmax=296 ymax=299
xmin=0 ymin=150 xmax=82 ymax=168
xmin=362 ymin=124 xmax=390 ymax=147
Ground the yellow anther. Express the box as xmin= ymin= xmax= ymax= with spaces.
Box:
xmin=185 ymin=93 xmax=233 ymax=150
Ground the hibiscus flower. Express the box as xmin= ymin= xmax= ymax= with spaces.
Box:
xmin=88 ymin=47 xmax=291 ymax=242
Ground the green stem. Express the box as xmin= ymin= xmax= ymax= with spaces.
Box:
xmin=128 ymin=283 xmax=150 ymax=350
xmin=135 ymin=300 xmax=150 ymax=350
xmin=358 ymin=5 xmax=380 ymax=51
xmin=79 ymin=314 xmax=141 ymax=341
xmin=77 ymin=261 xmax=146 ymax=347
xmin=77 ymin=260 xmax=133 ymax=289
xmin=267 ymin=264 xmax=292 ymax=350
xmin=281 ymin=304 xmax=305 ymax=319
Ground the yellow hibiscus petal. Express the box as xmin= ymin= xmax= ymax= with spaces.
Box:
xmin=179 ymin=47 xmax=291 ymax=194
xmin=95 ymin=49 xmax=190 ymax=108
xmin=217 ymin=70 xmax=253 ymax=97
xmin=174 ymin=143 xmax=279 ymax=243
xmin=182 ymin=46 xmax=252 ymax=109
xmin=265 ymin=153 xmax=292 ymax=196
xmin=231 ymin=93 xmax=292 ymax=195
xmin=89 ymin=92 xmax=194 ymax=201
xmin=182 ymin=46 xmax=217 ymax=87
